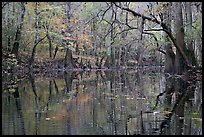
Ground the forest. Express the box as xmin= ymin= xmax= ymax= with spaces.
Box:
xmin=2 ymin=2 xmax=202 ymax=74
xmin=2 ymin=2 xmax=202 ymax=135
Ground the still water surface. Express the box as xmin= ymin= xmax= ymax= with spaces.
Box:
xmin=2 ymin=69 xmax=202 ymax=135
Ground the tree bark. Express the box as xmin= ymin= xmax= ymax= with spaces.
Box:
xmin=163 ymin=2 xmax=175 ymax=73
xmin=104 ymin=6 xmax=116 ymax=68
xmin=185 ymin=2 xmax=197 ymax=66
xmin=174 ymin=2 xmax=187 ymax=74
xmin=11 ymin=2 xmax=25 ymax=58
xmin=91 ymin=16 xmax=97 ymax=56
xmin=29 ymin=2 xmax=39 ymax=67
xmin=47 ymin=33 xmax=52 ymax=58
xmin=64 ymin=47 xmax=74 ymax=68
xmin=64 ymin=2 xmax=75 ymax=68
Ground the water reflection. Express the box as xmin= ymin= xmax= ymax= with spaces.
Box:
xmin=2 ymin=69 xmax=202 ymax=135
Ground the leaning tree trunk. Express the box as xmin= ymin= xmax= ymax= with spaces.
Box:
xmin=174 ymin=2 xmax=188 ymax=74
xmin=11 ymin=2 xmax=25 ymax=58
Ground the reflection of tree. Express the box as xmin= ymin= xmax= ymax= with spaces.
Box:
xmin=53 ymin=79 xmax=60 ymax=103
xmin=120 ymin=71 xmax=128 ymax=135
xmin=63 ymin=71 xmax=74 ymax=134
xmin=75 ymin=79 xmax=79 ymax=97
xmin=137 ymin=70 xmax=146 ymax=99
xmin=135 ymin=71 xmax=146 ymax=135
xmin=44 ymin=80 xmax=52 ymax=131
xmin=184 ymin=99 xmax=192 ymax=135
xmin=5 ymin=70 xmax=200 ymax=135
xmin=173 ymin=78 xmax=186 ymax=135
xmin=104 ymin=70 xmax=147 ymax=135
xmin=13 ymin=87 xmax=26 ymax=135
xmin=104 ymin=71 xmax=118 ymax=134
xmin=160 ymin=76 xmax=196 ymax=135
xmin=111 ymin=71 xmax=117 ymax=135
xmin=64 ymin=71 xmax=73 ymax=95
xmin=92 ymin=70 xmax=98 ymax=129
xmin=28 ymin=73 xmax=41 ymax=135
xmin=153 ymin=77 xmax=175 ymax=110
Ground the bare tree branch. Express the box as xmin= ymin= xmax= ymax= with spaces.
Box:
xmin=113 ymin=27 xmax=137 ymax=40
xmin=37 ymin=8 xmax=49 ymax=15
xmin=142 ymin=31 xmax=166 ymax=55
xmin=112 ymin=2 xmax=192 ymax=68
xmin=2 ymin=2 xmax=9 ymax=9
xmin=99 ymin=3 xmax=113 ymax=23
xmin=113 ymin=2 xmax=160 ymax=24
xmin=144 ymin=28 xmax=164 ymax=31
xmin=84 ymin=9 xmax=103 ymax=26
xmin=157 ymin=48 xmax=166 ymax=55
xmin=34 ymin=35 xmax=47 ymax=47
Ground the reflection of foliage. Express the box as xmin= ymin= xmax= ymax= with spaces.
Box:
xmin=2 ymin=70 xmax=202 ymax=135
xmin=192 ymin=118 xmax=202 ymax=127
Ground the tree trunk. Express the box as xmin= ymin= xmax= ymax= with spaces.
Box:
xmin=121 ymin=6 xmax=129 ymax=67
xmin=111 ymin=7 xmax=116 ymax=68
xmin=29 ymin=2 xmax=39 ymax=67
xmin=118 ymin=3 xmax=128 ymax=67
xmin=43 ymin=23 xmax=52 ymax=58
xmin=91 ymin=17 xmax=97 ymax=56
xmin=53 ymin=46 xmax=58 ymax=59
xmin=118 ymin=4 xmax=126 ymax=67
xmin=64 ymin=2 xmax=75 ymax=68
xmin=64 ymin=47 xmax=74 ymax=68
xmin=104 ymin=7 xmax=115 ymax=68
xmin=112 ymin=2 xmax=193 ymax=70
xmin=163 ymin=2 xmax=175 ymax=73
xmin=75 ymin=33 xmax=79 ymax=55
xmin=7 ymin=3 xmax=11 ymax=51
xmin=47 ymin=33 xmax=52 ymax=58
xmin=185 ymin=2 xmax=197 ymax=66
xmin=11 ymin=2 xmax=25 ymax=57
xmin=195 ymin=40 xmax=202 ymax=67
xmin=174 ymin=2 xmax=187 ymax=74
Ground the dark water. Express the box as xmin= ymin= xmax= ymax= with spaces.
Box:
xmin=2 ymin=69 xmax=202 ymax=135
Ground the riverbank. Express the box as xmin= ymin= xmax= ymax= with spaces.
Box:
xmin=2 ymin=49 xmax=201 ymax=84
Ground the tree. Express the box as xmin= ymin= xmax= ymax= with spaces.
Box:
xmin=64 ymin=2 xmax=75 ymax=68
xmin=184 ymin=2 xmax=197 ymax=66
xmin=2 ymin=2 xmax=201 ymax=72
xmin=113 ymin=2 xmax=199 ymax=74
xmin=42 ymin=12 xmax=53 ymax=58
xmin=11 ymin=2 xmax=26 ymax=58
xmin=28 ymin=2 xmax=48 ymax=69
xmin=174 ymin=2 xmax=187 ymax=74
xmin=103 ymin=3 xmax=116 ymax=68
xmin=162 ymin=2 xmax=175 ymax=73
